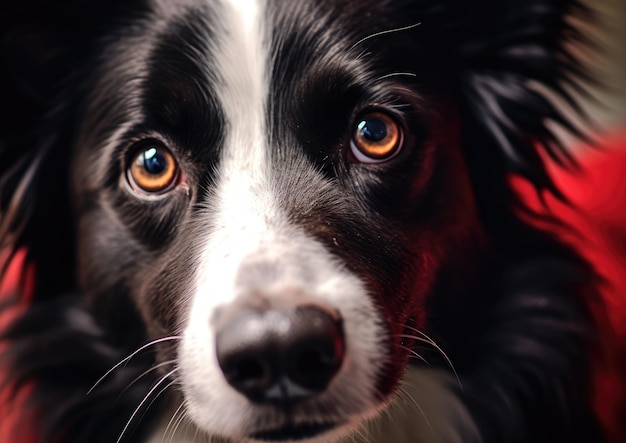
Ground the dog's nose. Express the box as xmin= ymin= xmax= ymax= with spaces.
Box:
xmin=215 ymin=305 xmax=344 ymax=405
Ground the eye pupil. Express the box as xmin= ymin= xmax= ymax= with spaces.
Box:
xmin=141 ymin=147 xmax=167 ymax=175
xmin=350 ymin=111 xmax=402 ymax=163
xmin=128 ymin=143 xmax=178 ymax=194
xmin=358 ymin=118 xmax=387 ymax=142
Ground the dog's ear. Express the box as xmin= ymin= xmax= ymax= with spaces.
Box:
xmin=408 ymin=0 xmax=593 ymax=200
xmin=0 ymin=1 xmax=128 ymax=294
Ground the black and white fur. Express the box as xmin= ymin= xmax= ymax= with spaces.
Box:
xmin=0 ymin=0 xmax=604 ymax=442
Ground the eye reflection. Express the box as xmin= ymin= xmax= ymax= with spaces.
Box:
xmin=350 ymin=112 xmax=402 ymax=163
xmin=127 ymin=144 xmax=179 ymax=193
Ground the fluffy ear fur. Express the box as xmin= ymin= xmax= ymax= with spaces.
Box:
xmin=1 ymin=3 xmax=75 ymax=291
xmin=0 ymin=0 xmax=129 ymax=293
xmin=1 ymin=7 xmax=160 ymax=440
xmin=398 ymin=0 xmax=593 ymax=217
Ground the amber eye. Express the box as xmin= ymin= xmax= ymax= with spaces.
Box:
xmin=350 ymin=111 xmax=403 ymax=163
xmin=127 ymin=144 xmax=179 ymax=193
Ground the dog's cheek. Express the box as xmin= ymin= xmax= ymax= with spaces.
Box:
xmin=135 ymin=245 xmax=199 ymax=339
xmin=73 ymin=206 xmax=158 ymax=347
xmin=370 ymin=142 xmax=481 ymax=396
xmin=110 ymin=191 xmax=192 ymax=250
xmin=76 ymin=209 xmax=141 ymax=297
xmin=75 ymin=197 xmax=187 ymax=320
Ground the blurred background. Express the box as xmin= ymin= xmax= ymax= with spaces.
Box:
xmin=579 ymin=0 xmax=625 ymax=138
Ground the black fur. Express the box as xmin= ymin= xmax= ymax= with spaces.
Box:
xmin=1 ymin=1 xmax=605 ymax=442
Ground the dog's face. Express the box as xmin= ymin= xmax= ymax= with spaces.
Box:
xmin=70 ymin=0 xmax=480 ymax=441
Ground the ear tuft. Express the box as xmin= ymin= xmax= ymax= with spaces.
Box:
xmin=407 ymin=0 xmax=597 ymax=197
xmin=451 ymin=0 xmax=596 ymax=195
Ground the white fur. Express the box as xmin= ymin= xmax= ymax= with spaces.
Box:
xmin=150 ymin=367 xmax=468 ymax=443
xmin=176 ymin=0 xmax=386 ymax=441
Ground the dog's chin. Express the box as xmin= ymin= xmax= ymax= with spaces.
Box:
xmin=172 ymin=417 xmax=355 ymax=443
xmin=176 ymin=393 xmax=386 ymax=443
xmin=184 ymin=406 xmax=373 ymax=443
xmin=247 ymin=421 xmax=346 ymax=442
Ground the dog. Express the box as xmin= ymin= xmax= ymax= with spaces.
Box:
xmin=0 ymin=0 xmax=610 ymax=442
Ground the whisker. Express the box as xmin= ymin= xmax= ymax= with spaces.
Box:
xmin=140 ymin=379 xmax=178 ymax=430
xmin=394 ymin=329 xmax=463 ymax=390
xmin=394 ymin=325 xmax=462 ymax=378
xmin=397 ymin=386 xmax=433 ymax=432
xmin=87 ymin=336 xmax=182 ymax=394
xmin=120 ymin=359 xmax=176 ymax=397
xmin=169 ymin=407 xmax=188 ymax=443
xmin=116 ymin=368 xmax=179 ymax=443
xmin=183 ymin=418 xmax=194 ymax=443
xmin=162 ymin=400 xmax=186 ymax=443
xmin=192 ymin=421 xmax=201 ymax=443
xmin=376 ymin=72 xmax=417 ymax=81
xmin=398 ymin=344 xmax=429 ymax=365
xmin=349 ymin=22 xmax=421 ymax=51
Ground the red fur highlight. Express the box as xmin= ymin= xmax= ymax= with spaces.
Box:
xmin=0 ymin=249 xmax=36 ymax=443
xmin=511 ymin=131 xmax=626 ymax=443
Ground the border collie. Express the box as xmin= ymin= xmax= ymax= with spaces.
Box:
xmin=0 ymin=0 xmax=607 ymax=442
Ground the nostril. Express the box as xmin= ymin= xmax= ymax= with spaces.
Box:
xmin=287 ymin=308 xmax=344 ymax=391
xmin=215 ymin=305 xmax=345 ymax=404
xmin=297 ymin=347 xmax=331 ymax=373
xmin=291 ymin=347 xmax=334 ymax=386
xmin=221 ymin=356 xmax=271 ymax=393
xmin=215 ymin=310 xmax=279 ymax=401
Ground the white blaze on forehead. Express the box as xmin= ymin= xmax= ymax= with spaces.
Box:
xmin=216 ymin=0 xmax=267 ymax=169
xmin=202 ymin=0 xmax=272 ymax=306
xmin=179 ymin=0 xmax=386 ymax=437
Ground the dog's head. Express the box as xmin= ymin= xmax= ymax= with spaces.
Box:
xmin=0 ymin=0 xmax=588 ymax=441
xmin=71 ymin=2 xmax=481 ymax=439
